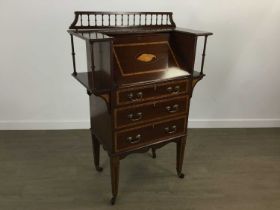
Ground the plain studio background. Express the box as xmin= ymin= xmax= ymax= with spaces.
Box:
xmin=0 ymin=0 xmax=279 ymax=129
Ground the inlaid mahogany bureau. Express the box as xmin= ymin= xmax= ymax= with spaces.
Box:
xmin=67 ymin=11 xmax=212 ymax=204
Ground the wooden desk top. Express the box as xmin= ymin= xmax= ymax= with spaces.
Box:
xmin=116 ymin=67 xmax=190 ymax=88
xmin=73 ymin=67 xmax=191 ymax=94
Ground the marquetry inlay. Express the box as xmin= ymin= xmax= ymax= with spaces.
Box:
xmin=137 ymin=53 xmax=157 ymax=63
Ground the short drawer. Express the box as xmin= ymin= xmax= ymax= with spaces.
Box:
xmin=114 ymin=96 xmax=189 ymax=128
xmin=114 ymin=116 xmax=186 ymax=152
xmin=117 ymin=85 xmax=155 ymax=105
xmin=156 ymin=80 xmax=188 ymax=96
xmin=116 ymin=79 xmax=189 ymax=105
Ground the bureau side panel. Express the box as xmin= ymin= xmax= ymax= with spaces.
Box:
xmin=90 ymin=94 xmax=112 ymax=152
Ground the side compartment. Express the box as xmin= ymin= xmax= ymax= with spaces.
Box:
xmin=170 ymin=31 xmax=197 ymax=74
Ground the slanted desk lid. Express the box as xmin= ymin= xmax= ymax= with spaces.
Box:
xmin=113 ymin=41 xmax=180 ymax=76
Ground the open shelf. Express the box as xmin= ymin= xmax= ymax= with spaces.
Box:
xmin=73 ymin=68 xmax=204 ymax=94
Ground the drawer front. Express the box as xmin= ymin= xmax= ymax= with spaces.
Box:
xmin=115 ymin=124 xmax=153 ymax=152
xmin=115 ymin=96 xmax=189 ymax=129
xmin=115 ymin=117 xmax=186 ymax=152
xmin=118 ymin=85 xmax=155 ymax=105
xmin=117 ymin=79 xmax=189 ymax=105
xmin=156 ymin=80 xmax=188 ymax=96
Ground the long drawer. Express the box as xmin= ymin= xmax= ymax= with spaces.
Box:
xmin=114 ymin=116 xmax=186 ymax=152
xmin=114 ymin=95 xmax=189 ymax=129
xmin=116 ymin=79 xmax=189 ymax=105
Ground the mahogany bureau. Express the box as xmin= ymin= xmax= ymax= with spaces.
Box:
xmin=67 ymin=11 xmax=212 ymax=204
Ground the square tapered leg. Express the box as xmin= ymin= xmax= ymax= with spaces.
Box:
xmin=176 ymin=137 xmax=186 ymax=178
xmin=91 ymin=132 xmax=103 ymax=172
xmin=110 ymin=155 xmax=120 ymax=205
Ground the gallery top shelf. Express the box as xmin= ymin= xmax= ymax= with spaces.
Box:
xmin=68 ymin=11 xmax=213 ymax=40
xmin=69 ymin=11 xmax=176 ymax=30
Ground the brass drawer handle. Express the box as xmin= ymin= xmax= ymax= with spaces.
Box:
xmin=127 ymin=134 xmax=141 ymax=144
xmin=165 ymin=104 xmax=179 ymax=113
xmin=166 ymin=85 xmax=180 ymax=94
xmin=165 ymin=125 xmax=177 ymax=134
xmin=128 ymin=112 xmax=143 ymax=121
xmin=127 ymin=92 xmax=143 ymax=101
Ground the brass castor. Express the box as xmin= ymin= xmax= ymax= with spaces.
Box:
xmin=95 ymin=166 xmax=103 ymax=172
xmin=111 ymin=197 xmax=116 ymax=205
xmin=177 ymin=172 xmax=185 ymax=179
